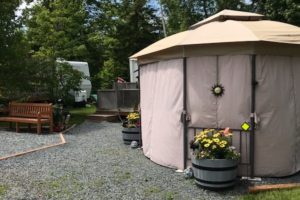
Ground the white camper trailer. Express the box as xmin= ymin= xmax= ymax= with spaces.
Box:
xmin=129 ymin=58 xmax=138 ymax=82
xmin=66 ymin=61 xmax=92 ymax=98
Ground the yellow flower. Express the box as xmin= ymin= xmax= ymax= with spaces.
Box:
xmin=127 ymin=112 xmax=140 ymax=120
xmin=191 ymin=128 xmax=239 ymax=159
xmin=213 ymin=138 xmax=220 ymax=143
xmin=198 ymin=131 xmax=207 ymax=139
xmin=213 ymin=133 xmax=220 ymax=138
xmin=219 ymin=140 xmax=227 ymax=145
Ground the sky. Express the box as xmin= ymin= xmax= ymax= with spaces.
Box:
xmin=16 ymin=1 xmax=36 ymax=17
xmin=16 ymin=0 xmax=253 ymax=17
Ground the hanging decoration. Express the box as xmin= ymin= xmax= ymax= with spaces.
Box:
xmin=241 ymin=122 xmax=251 ymax=131
xmin=211 ymin=84 xmax=225 ymax=97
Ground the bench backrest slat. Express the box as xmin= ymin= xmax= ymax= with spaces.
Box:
xmin=9 ymin=102 xmax=53 ymax=119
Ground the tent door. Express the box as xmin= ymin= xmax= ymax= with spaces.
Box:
xmin=184 ymin=55 xmax=253 ymax=176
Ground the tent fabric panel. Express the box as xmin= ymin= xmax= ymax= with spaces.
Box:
xmin=255 ymin=55 xmax=296 ymax=177
xmin=243 ymin=21 xmax=300 ymax=44
xmin=292 ymin=57 xmax=300 ymax=171
xmin=217 ymin=55 xmax=251 ymax=129
xmin=132 ymin=14 xmax=300 ymax=59
xmin=186 ymin=56 xmax=217 ymax=128
xmin=183 ymin=21 xmax=258 ymax=46
xmin=186 ymin=55 xmax=251 ymax=175
xmin=184 ymin=43 xmax=255 ymax=57
xmin=190 ymin=9 xmax=264 ymax=29
xmin=140 ymin=63 xmax=158 ymax=158
xmin=131 ymin=31 xmax=189 ymax=58
xmin=136 ymin=42 xmax=300 ymax=65
xmin=149 ymin=59 xmax=184 ymax=170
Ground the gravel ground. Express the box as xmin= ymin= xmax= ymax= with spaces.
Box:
xmin=0 ymin=131 xmax=61 ymax=158
xmin=0 ymin=121 xmax=299 ymax=200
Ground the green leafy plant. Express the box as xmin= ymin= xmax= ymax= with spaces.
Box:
xmin=190 ymin=128 xmax=240 ymax=160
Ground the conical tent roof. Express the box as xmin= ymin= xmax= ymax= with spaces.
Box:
xmin=131 ymin=10 xmax=300 ymax=59
xmin=189 ymin=9 xmax=264 ymax=29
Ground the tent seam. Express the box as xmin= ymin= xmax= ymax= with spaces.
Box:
xmin=290 ymin=56 xmax=298 ymax=173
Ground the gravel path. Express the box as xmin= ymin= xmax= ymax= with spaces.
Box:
xmin=0 ymin=121 xmax=299 ymax=200
xmin=0 ymin=131 xmax=61 ymax=158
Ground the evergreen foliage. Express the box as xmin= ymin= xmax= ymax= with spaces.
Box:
xmin=24 ymin=0 xmax=88 ymax=60
xmin=249 ymin=0 xmax=300 ymax=26
xmin=0 ymin=0 xmax=299 ymax=100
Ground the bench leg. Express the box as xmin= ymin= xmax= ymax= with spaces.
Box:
xmin=9 ymin=122 xmax=12 ymax=130
xmin=16 ymin=123 xmax=19 ymax=133
xmin=37 ymin=123 xmax=41 ymax=134
xmin=49 ymin=122 xmax=53 ymax=133
xmin=28 ymin=124 xmax=31 ymax=132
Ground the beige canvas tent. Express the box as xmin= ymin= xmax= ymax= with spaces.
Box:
xmin=131 ymin=10 xmax=300 ymax=177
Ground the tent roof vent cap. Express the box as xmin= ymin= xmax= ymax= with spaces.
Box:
xmin=189 ymin=9 xmax=264 ymax=30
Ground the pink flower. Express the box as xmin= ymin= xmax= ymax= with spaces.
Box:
xmin=135 ymin=121 xmax=141 ymax=127
xmin=223 ymin=127 xmax=230 ymax=136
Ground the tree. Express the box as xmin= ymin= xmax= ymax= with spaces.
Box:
xmin=0 ymin=1 xmax=20 ymax=54
xmin=52 ymin=61 xmax=84 ymax=101
xmin=25 ymin=0 xmax=88 ymax=60
xmin=216 ymin=0 xmax=247 ymax=12
xmin=250 ymin=0 xmax=300 ymax=26
xmin=0 ymin=0 xmax=31 ymax=100
xmin=95 ymin=0 xmax=161 ymax=88
xmin=160 ymin=0 xmax=249 ymax=34
xmin=21 ymin=0 xmax=88 ymax=101
xmin=84 ymin=0 xmax=119 ymax=90
xmin=160 ymin=0 xmax=207 ymax=34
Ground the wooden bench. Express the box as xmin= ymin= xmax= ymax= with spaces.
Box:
xmin=0 ymin=102 xmax=53 ymax=134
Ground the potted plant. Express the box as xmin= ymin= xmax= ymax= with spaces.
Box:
xmin=190 ymin=128 xmax=240 ymax=189
xmin=53 ymin=100 xmax=70 ymax=132
xmin=122 ymin=112 xmax=141 ymax=145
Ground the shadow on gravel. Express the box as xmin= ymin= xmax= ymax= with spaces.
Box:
xmin=64 ymin=120 xmax=122 ymax=136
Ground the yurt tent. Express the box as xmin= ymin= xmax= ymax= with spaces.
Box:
xmin=131 ymin=10 xmax=300 ymax=177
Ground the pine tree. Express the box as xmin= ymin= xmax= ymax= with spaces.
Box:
xmin=250 ymin=0 xmax=300 ymax=26
xmin=96 ymin=0 xmax=161 ymax=88
xmin=25 ymin=0 xmax=88 ymax=60
xmin=0 ymin=0 xmax=31 ymax=100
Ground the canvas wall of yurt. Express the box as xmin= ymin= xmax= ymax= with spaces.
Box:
xmin=131 ymin=10 xmax=300 ymax=177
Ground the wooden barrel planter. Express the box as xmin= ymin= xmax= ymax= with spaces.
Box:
xmin=192 ymin=157 xmax=238 ymax=189
xmin=122 ymin=127 xmax=141 ymax=145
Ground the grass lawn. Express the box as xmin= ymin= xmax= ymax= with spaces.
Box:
xmin=68 ymin=104 xmax=96 ymax=125
xmin=240 ymin=188 xmax=300 ymax=200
